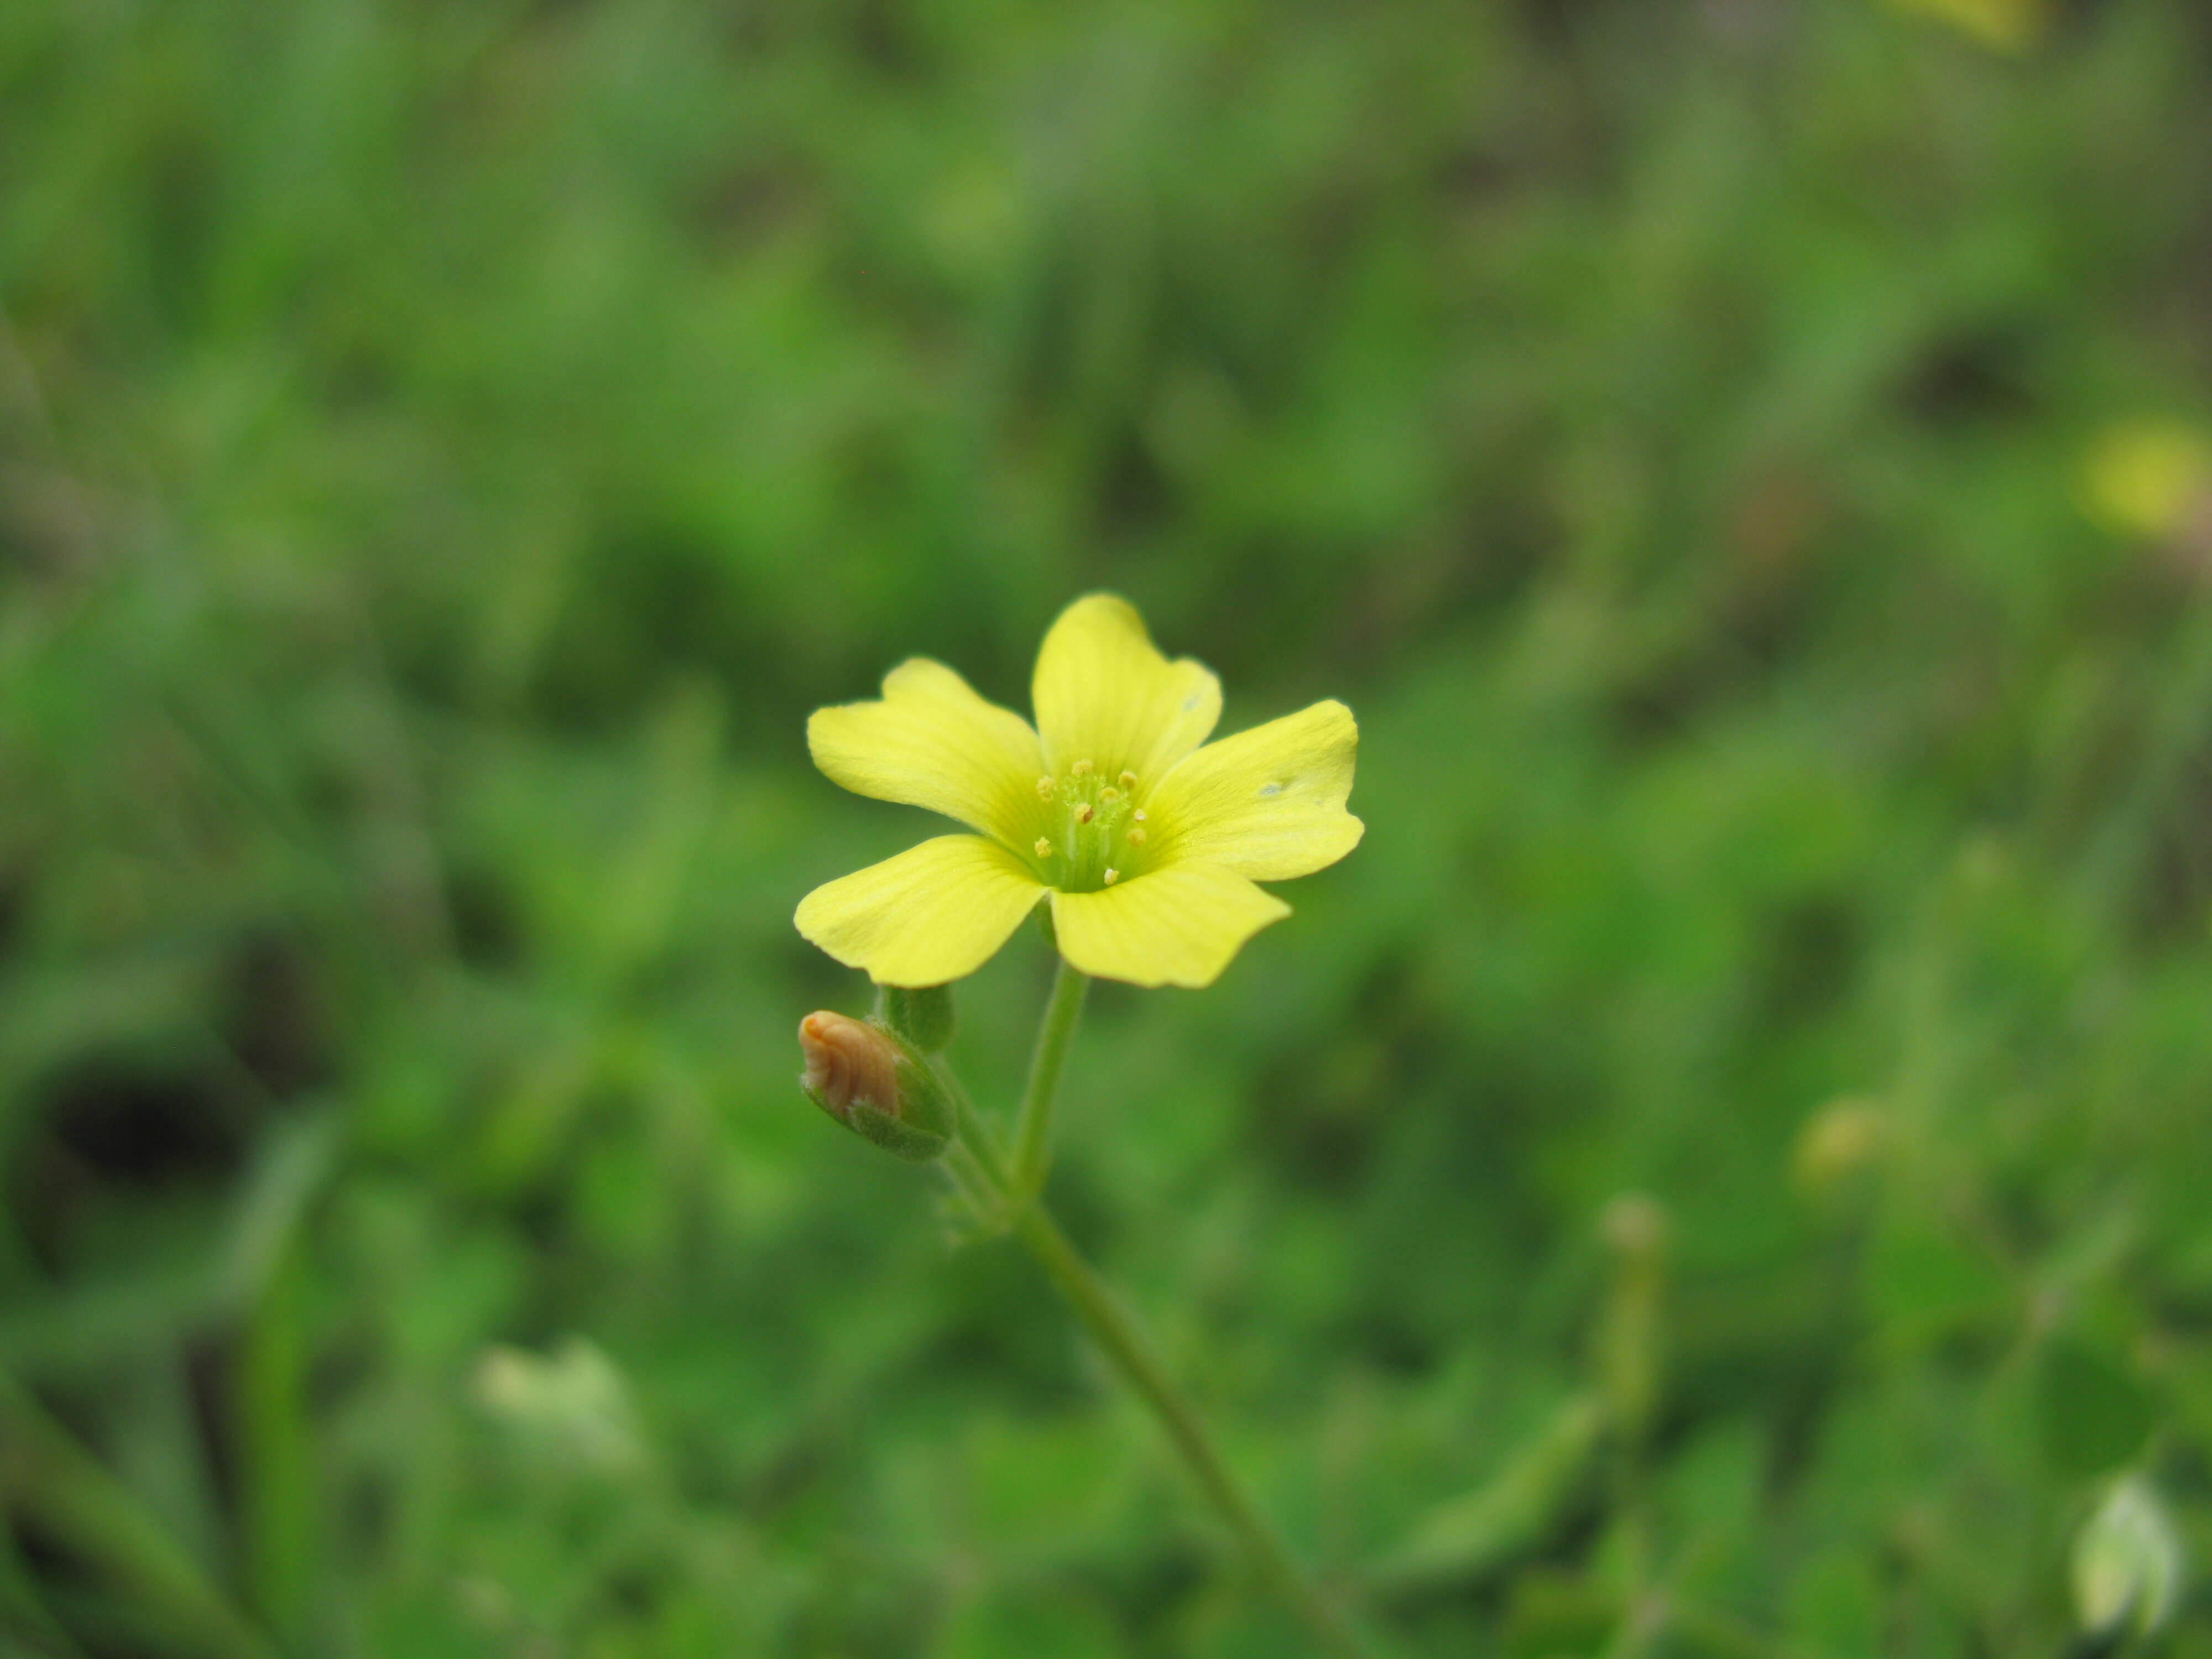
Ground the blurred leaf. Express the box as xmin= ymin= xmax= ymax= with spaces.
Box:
xmin=2034 ymin=1339 xmax=2156 ymax=1481
xmin=1865 ymin=1212 xmax=2010 ymax=1342
xmin=0 ymin=1373 xmax=274 ymax=1659
xmin=1372 ymin=1394 xmax=1603 ymax=1596
xmin=1783 ymin=1548 xmax=1883 ymax=1656
xmin=934 ymin=1586 xmax=1120 ymax=1659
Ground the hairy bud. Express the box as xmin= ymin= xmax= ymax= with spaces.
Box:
xmin=799 ymin=1011 xmax=952 ymax=1162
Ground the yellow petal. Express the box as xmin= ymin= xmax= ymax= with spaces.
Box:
xmin=1146 ymin=699 xmax=1363 ymax=881
xmin=1031 ymin=594 xmax=1221 ymax=783
xmin=808 ymin=659 xmax=1045 ymax=846
xmin=796 ymin=836 xmax=1046 ymax=986
xmin=1050 ymin=864 xmax=1290 ymax=989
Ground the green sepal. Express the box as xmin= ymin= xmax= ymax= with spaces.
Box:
xmin=840 ymin=1048 xmax=953 ymax=1163
xmin=879 ymin=984 xmax=957 ymax=1053
xmin=843 ymin=1102 xmax=947 ymax=1161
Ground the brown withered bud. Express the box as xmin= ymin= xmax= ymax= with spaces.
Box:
xmin=800 ymin=1011 xmax=901 ymax=1122
xmin=797 ymin=1011 xmax=952 ymax=1162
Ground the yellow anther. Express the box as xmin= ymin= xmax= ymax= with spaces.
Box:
xmin=1103 ymin=868 xmax=1119 ymax=886
xmin=1100 ymin=786 xmax=1120 ymax=804
xmin=1128 ymin=826 xmax=1147 ymax=846
xmin=1071 ymin=759 xmax=1093 ymax=776
xmin=1034 ymin=837 xmax=1052 ymax=858
xmin=1076 ymin=803 xmax=1094 ymax=824
xmin=1119 ymin=770 xmax=1138 ymax=790
xmin=1132 ymin=808 xmax=1147 ymax=822
xmin=1036 ymin=775 xmax=1056 ymax=799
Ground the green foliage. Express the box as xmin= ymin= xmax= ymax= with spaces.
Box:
xmin=4 ymin=0 xmax=2212 ymax=1653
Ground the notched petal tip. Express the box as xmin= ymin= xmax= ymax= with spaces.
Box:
xmin=1146 ymin=697 xmax=1364 ymax=883
xmin=804 ymin=659 xmax=1045 ymax=844
xmin=1032 ymin=593 xmax=1222 ymax=782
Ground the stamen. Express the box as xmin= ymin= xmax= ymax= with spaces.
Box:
xmin=1034 ymin=837 xmax=1052 ymax=858
xmin=1119 ymin=770 xmax=1138 ymax=790
xmin=1132 ymin=808 xmax=1147 ymax=822
xmin=1103 ymin=868 xmax=1119 ymax=885
xmin=1076 ymin=804 xmax=1094 ymax=824
xmin=1071 ymin=759 xmax=1093 ymax=776
xmin=1100 ymin=786 xmax=1120 ymax=804
xmin=1128 ymin=826 xmax=1146 ymax=846
xmin=1036 ymin=776 xmax=1056 ymax=799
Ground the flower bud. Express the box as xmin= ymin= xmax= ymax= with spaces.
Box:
xmin=798 ymin=1010 xmax=952 ymax=1163
xmin=2073 ymin=1474 xmax=2183 ymax=1643
xmin=878 ymin=983 xmax=956 ymax=1053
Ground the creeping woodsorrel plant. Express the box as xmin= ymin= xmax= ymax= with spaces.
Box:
xmin=794 ymin=594 xmax=1373 ymax=1656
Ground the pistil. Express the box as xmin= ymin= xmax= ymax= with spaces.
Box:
xmin=1030 ymin=759 xmax=1154 ymax=891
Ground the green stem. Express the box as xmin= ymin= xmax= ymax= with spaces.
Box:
xmin=932 ymin=1056 xmax=1012 ymax=1194
xmin=938 ymin=964 xmax=1375 ymax=1659
xmin=1009 ymin=960 xmax=1088 ymax=1197
xmin=1008 ymin=1202 xmax=1377 ymax=1659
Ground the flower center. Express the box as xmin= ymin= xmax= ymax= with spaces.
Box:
xmin=1031 ymin=763 xmax=1153 ymax=892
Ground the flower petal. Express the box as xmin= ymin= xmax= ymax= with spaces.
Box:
xmin=1147 ymin=699 xmax=1363 ymax=881
xmin=796 ymin=836 xmax=1046 ymax=986
xmin=808 ymin=659 xmax=1046 ymax=845
xmin=1050 ymin=864 xmax=1290 ymax=989
xmin=1031 ymin=594 xmax=1222 ymax=783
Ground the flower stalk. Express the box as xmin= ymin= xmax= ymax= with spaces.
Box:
xmin=1008 ymin=1199 xmax=1376 ymax=1659
xmin=1009 ymin=956 xmax=1088 ymax=1198
xmin=933 ymin=977 xmax=1379 ymax=1659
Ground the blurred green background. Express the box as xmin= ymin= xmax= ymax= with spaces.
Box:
xmin=5 ymin=0 xmax=2212 ymax=1653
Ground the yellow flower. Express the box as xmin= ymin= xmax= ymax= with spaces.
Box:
xmin=796 ymin=594 xmax=1363 ymax=989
